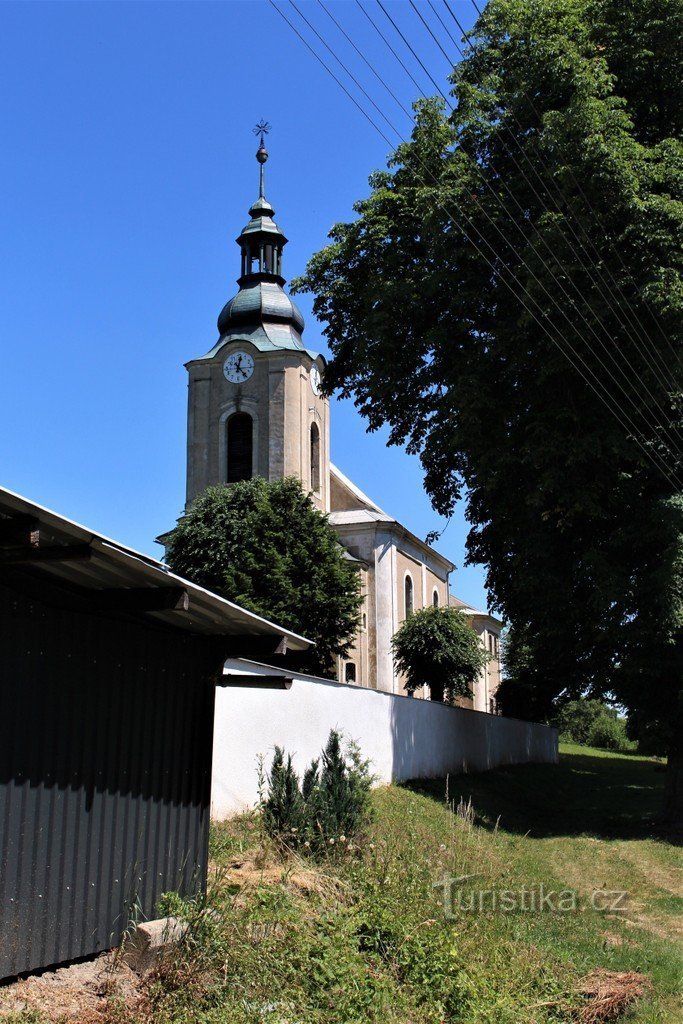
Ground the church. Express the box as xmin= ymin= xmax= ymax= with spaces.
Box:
xmin=173 ymin=136 xmax=501 ymax=704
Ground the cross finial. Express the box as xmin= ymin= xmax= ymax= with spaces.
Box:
xmin=253 ymin=121 xmax=271 ymax=198
xmin=253 ymin=119 xmax=271 ymax=148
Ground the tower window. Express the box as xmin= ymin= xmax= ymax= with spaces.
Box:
xmin=310 ymin=422 xmax=321 ymax=493
xmin=345 ymin=662 xmax=356 ymax=684
xmin=404 ymin=574 xmax=414 ymax=618
xmin=226 ymin=413 xmax=253 ymax=483
xmin=433 ymin=589 xmax=439 ymax=607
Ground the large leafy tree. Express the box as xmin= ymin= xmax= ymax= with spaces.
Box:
xmin=165 ymin=479 xmax=362 ymax=676
xmin=392 ymin=606 xmax=488 ymax=703
xmin=294 ymin=0 xmax=683 ymax=824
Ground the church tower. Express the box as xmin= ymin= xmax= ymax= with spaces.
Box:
xmin=185 ymin=129 xmax=330 ymax=512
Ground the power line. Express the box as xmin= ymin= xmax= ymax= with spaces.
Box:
xmin=444 ymin=0 xmax=683 ymax=383
xmin=269 ymin=0 xmax=682 ymax=490
xmin=267 ymin=0 xmax=395 ymax=149
xmin=289 ymin=0 xmax=403 ymax=141
xmin=377 ymin=0 xmax=453 ymax=107
xmin=281 ymin=0 xmax=683 ymax=486
xmin=316 ymin=0 xmax=414 ymax=123
xmin=426 ymin=0 xmax=462 ymax=53
xmin=355 ymin=1 xmax=425 ymax=99
xmin=370 ymin=0 xmax=683 ymax=451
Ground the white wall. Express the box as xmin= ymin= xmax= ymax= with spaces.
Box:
xmin=211 ymin=660 xmax=559 ymax=819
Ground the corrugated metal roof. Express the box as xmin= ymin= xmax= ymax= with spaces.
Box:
xmin=0 ymin=485 xmax=312 ymax=649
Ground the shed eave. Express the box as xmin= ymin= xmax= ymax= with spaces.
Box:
xmin=0 ymin=486 xmax=312 ymax=650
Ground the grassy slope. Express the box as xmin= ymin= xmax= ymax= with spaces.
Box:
xmin=397 ymin=743 xmax=682 ymax=1023
xmin=160 ymin=744 xmax=682 ymax=1024
xmin=6 ymin=744 xmax=681 ymax=1024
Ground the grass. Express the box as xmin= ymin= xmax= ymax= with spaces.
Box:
xmin=5 ymin=744 xmax=682 ymax=1023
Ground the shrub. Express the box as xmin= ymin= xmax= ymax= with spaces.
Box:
xmin=552 ymin=699 xmax=636 ymax=753
xmin=261 ymin=729 xmax=373 ymax=855
xmin=261 ymin=747 xmax=306 ymax=841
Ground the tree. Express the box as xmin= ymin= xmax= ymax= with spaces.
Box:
xmin=392 ymin=606 xmax=488 ymax=703
xmin=165 ymin=478 xmax=362 ymax=676
xmin=551 ymin=698 xmax=635 ymax=752
xmin=294 ymin=0 xmax=683 ymax=824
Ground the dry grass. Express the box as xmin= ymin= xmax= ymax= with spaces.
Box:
xmin=0 ymin=953 xmax=142 ymax=1023
xmin=576 ymin=969 xmax=651 ymax=1023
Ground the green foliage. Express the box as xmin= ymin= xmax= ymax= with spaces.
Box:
xmin=391 ymin=606 xmax=488 ymax=702
xmin=261 ymin=729 xmax=373 ymax=856
xmin=294 ymin=0 xmax=683 ymax=818
xmin=552 ymin=698 xmax=636 ymax=752
xmin=0 ymin=1014 xmax=49 ymax=1024
xmin=626 ymin=708 xmax=670 ymax=757
xmin=165 ymin=478 xmax=362 ymax=675
xmin=90 ymin=750 xmax=680 ymax=1023
xmin=261 ymin=746 xmax=306 ymax=840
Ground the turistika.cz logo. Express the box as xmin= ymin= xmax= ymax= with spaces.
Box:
xmin=433 ymin=872 xmax=629 ymax=918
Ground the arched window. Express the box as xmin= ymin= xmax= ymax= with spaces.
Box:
xmin=433 ymin=589 xmax=439 ymax=607
xmin=310 ymin=422 xmax=320 ymax=493
xmin=404 ymin=574 xmax=414 ymax=618
xmin=226 ymin=413 xmax=253 ymax=483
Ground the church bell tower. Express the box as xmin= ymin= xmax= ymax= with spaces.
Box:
xmin=185 ymin=126 xmax=330 ymax=512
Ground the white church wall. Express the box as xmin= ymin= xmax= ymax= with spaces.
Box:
xmin=211 ymin=659 xmax=559 ymax=819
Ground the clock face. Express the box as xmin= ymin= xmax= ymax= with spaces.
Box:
xmin=223 ymin=351 xmax=254 ymax=384
xmin=310 ymin=364 xmax=321 ymax=397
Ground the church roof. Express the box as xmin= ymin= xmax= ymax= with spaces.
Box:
xmin=202 ymin=134 xmax=318 ymax=362
xmin=201 ymin=323 xmax=319 ymax=362
xmin=329 ymin=509 xmax=395 ymax=526
xmin=328 ymin=465 xmax=454 ymax=572
xmin=330 ymin=463 xmax=386 ymax=514
xmin=449 ymin=593 xmax=503 ymax=626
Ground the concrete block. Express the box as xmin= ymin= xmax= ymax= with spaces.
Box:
xmin=121 ymin=917 xmax=186 ymax=974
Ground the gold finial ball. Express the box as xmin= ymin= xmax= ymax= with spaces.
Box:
xmin=256 ymin=145 xmax=269 ymax=164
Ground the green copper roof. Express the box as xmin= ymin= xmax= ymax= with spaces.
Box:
xmin=202 ymin=324 xmax=320 ymax=362
xmin=203 ymin=137 xmax=314 ymax=359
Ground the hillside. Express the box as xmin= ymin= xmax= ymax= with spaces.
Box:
xmin=2 ymin=744 xmax=681 ymax=1023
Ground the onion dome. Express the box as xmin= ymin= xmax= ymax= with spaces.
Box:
xmin=215 ymin=134 xmax=307 ymax=353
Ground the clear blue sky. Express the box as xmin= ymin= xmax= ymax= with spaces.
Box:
xmin=0 ymin=0 xmax=490 ymax=611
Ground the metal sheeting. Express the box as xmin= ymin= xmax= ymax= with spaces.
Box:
xmin=0 ymin=578 xmax=221 ymax=980
xmin=0 ymin=486 xmax=312 ymax=649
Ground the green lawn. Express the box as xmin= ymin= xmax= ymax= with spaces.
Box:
xmin=5 ymin=744 xmax=681 ymax=1023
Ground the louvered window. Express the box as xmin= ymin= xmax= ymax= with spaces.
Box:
xmin=405 ymin=575 xmax=414 ymax=617
xmin=227 ymin=413 xmax=253 ymax=483
xmin=310 ymin=422 xmax=320 ymax=493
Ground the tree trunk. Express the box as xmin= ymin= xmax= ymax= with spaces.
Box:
xmin=662 ymin=735 xmax=683 ymax=836
xmin=429 ymin=681 xmax=445 ymax=702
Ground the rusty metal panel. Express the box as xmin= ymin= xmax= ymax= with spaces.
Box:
xmin=0 ymin=578 xmax=219 ymax=980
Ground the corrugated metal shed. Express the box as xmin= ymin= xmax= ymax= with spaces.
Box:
xmin=0 ymin=486 xmax=311 ymax=980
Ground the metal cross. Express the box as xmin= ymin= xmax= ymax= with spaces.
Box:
xmin=253 ymin=120 xmax=272 ymax=146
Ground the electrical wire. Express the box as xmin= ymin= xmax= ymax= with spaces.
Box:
xmin=316 ymin=0 xmax=414 ymax=123
xmin=446 ymin=0 xmax=683 ymax=381
xmin=386 ymin=1 xmax=683 ymax=450
xmin=277 ymin=0 xmax=683 ymax=487
xmin=290 ymin=0 xmax=403 ymax=141
xmin=268 ymin=0 xmax=683 ymax=491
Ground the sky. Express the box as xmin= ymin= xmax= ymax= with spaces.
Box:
xmin=0 ymin=0 xmax=490 ymax=612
